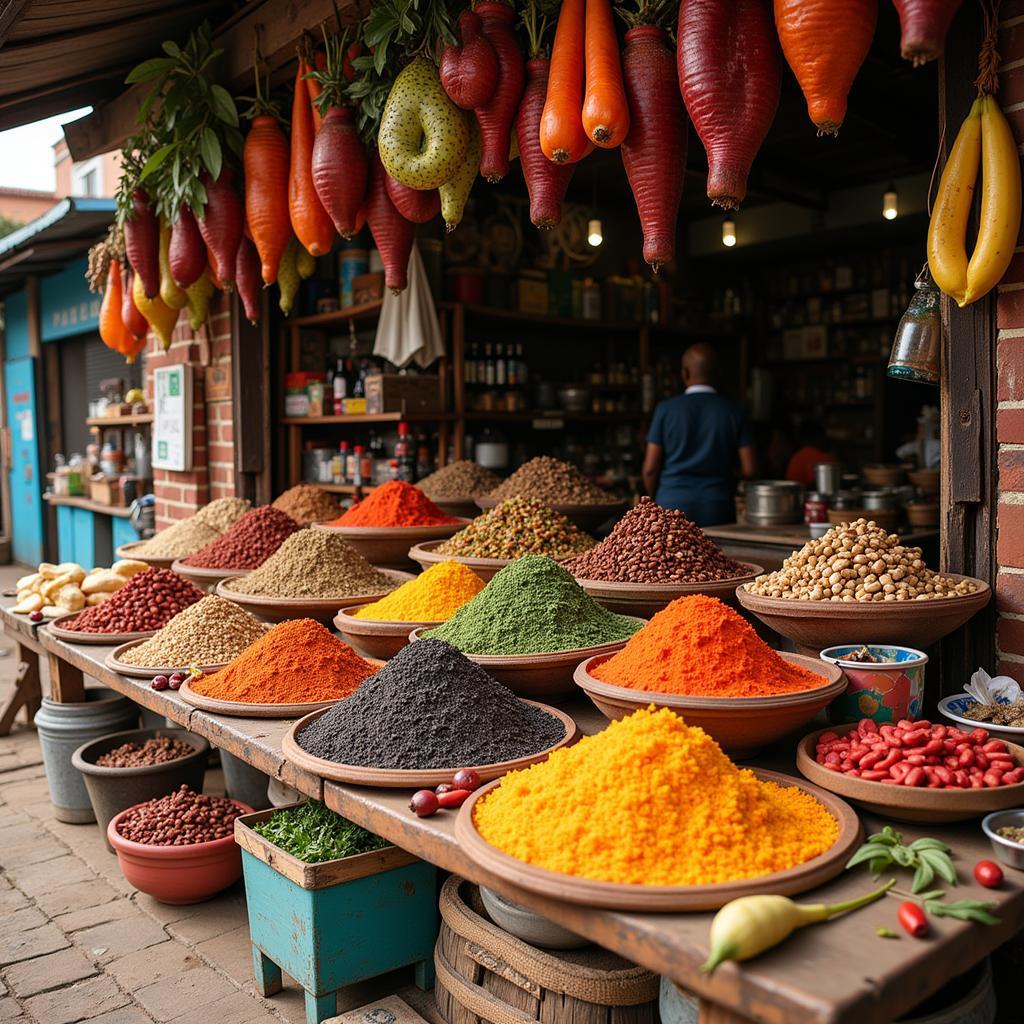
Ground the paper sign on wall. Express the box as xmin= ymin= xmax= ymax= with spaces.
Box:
xmin=152 ymin=364 xmax=193 ymax=472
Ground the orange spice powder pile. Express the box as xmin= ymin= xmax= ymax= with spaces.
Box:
xmin=327 ymin=481 xmax=461 ymax=528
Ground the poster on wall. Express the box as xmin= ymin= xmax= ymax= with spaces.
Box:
xmin=152 ymin=364 xmax=193 ymax=472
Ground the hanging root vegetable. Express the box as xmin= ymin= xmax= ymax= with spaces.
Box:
xmin=541 ymin=0 xmax=590 ymax=164
xmin=473 ymin=2 xmax=525 ymax=181
xmin=278 ymin=238 xmax=301 ymax=316
xmin=235 ymin=236 xmax=263 ymax=324
xmin=774 ymin=0 xmax=877 ymax=135
xmin=185 ymin=273 xmax=215 ymax=332
xmin=168 ymin=207 xmax=206 ymax=289
xmin=99 ymin=261 xmax=133 ymax=355
xmin=296 ymin=245 xmax=316 ymax=280
xmin=440 ymin=9 xmax=500 ymax=109
xmin=385 ymin=174 xmax=441 ymax=224
xmin=198 ymin=168 xmax=244 ymax=289
xmin=123 ymin=189 xmax=161 ymax=298
xmin=894 ymin=0 xmax=963 ymax=65
xmin=440 ymin=114 xmax=481 ymax=231
xmin=366 ymin=148 xmax=415 ymax=293
xmin=678 ymin=0 xmax=781 ymax=209
xmin=158 ymin=220 xmax=189 ymax=312
xmin=582 ymin=0 xmax=630 ymax=148
xmin=132 ymin=268 xmax=178 ymax=352
xmin=121 ymin=267 xmax=149 ymax=341
xmin=290 ymin=59 xmax=335 ymax=258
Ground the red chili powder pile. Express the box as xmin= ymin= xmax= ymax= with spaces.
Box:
xmin=592 ymin=595 xmax=826 ymax=697
xmin=328 ymin=481 xmax=461 ymax=528
xmin=183 ymin=506 xmax=300 ymax=569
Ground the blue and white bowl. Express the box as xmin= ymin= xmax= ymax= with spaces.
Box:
xmin=938 ymin=694 xmax=1024 ymax=744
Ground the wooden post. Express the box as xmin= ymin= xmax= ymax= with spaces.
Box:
xmin=232 ymin=292 xmax=272 ymax=504
xmin=0 ymin=643 xmax=41 ymax=734
xmin=47 ymin=650 xmax=85 ymax=703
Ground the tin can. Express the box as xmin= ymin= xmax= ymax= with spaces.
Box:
xmin=804 ymin=492 xmax=830 ymax=524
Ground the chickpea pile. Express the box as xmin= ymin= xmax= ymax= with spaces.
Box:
xmin=743 ymin=519 xmax=977 ymax=602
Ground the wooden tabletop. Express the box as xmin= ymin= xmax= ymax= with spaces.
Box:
xmin=43 ymin=493 xmax=134 ymax=518
xmin=1 ymin=602 xmax=50 ymax=655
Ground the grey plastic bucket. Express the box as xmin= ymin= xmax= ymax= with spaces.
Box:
xmin=219 ymin=749 xmax=272 ymax=810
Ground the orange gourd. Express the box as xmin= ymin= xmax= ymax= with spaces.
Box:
xmin=289 ymin=62 xmax=335 ymax=257
xmin=582 ymin=0 xmax=630 ymax=147
xmin=99 ymin=262 xmax=133 ymax=354
xmin=244 ymin=113 xmax=291 ymax=285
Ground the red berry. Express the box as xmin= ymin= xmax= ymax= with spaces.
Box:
xmin=437 ymin=788 xmax=472 ymax=809
xmin=453 ymin=768 xmax=481 ymax=792
xmin=897 ymin=901 xmax=928 ymax=938
xmin=409 ymin=790 xmax=439 ymax=817
xmin=151 ymin=676 xmax=169 ymax=691
xmin=28 ymin=610 xmax=43 ymax=623
xmin=974 ymin=860 xmax=1004 ymax=888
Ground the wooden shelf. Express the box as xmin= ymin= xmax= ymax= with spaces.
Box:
xmin=446 ymin=302 xmax=647 ymax=333
xmin=317 ymin=482 xmax=379 ymax=495
xmin=86 ymin=414 xmax=153 ymax=428
xmin=282 ymin=412 xmax=454 ymax=425
xmin=44 ymin=494 xmax=133 ymax=518
xmin=463 ymin=411 xmax=644 ymax=423
xmin=291 ymin=300 xmax=383 ymax=327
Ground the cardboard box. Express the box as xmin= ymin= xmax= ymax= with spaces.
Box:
xmin=89 ymin=476 xmax=124 ymax=507
xmin=325 ymin=996 xmax=428 ymax=1024
xmin=365 ymin=374 xmax=442 ymax=415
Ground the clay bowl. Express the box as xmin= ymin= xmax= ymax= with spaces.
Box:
xmin=827 ymin=508 xmax=900 ymax=532
xmin=735 ymin=574 xmax=990 ymax=657
xmin=862 ymin=464 xmax=907 ymax=488
xmin=408 ymin=539 xmax=580 ymax=583
xmin=408 ymin=627 xmax=641 ymax=700
xmin=906 ymin=501 xmax=940 ymax=527
xmin=475 ymin=496 xmax=628 ymax=534
xmin=574 ymin=652 xmax=845 ymax=759
xmin=796 ymin=723 xmax=1024 ymax=822
xmin=909 ymin=469 xmax=940 ymax=496
xmin=573 ymin=563 xmax=764 ymax=618
xmin=170 ymin=560 xmax=249 ymax=594
xmin=431 ymin=497 xmax=483 ymax=520
xmin=115 ymin=541 xmax=177 ymax=572
xmin=215 ymin=569 xmax=414 ymax=625
xmin=104 ymin=638 xmax=245 ymax=680
xmin=334 ymin=603 xmax=443 ymax=660
xmin=47 ymin=613 xmax=156 ymax=646
xmin=311 ymin=520 xmax=470 ymax=570
xmin=107 ymin=798 xmax=253 ymax=904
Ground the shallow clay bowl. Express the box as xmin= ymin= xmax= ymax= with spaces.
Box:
xmin=311 ymin=520 xmax=470 ymax=570
xmin=475 ymin=496 xmax=627 ymax=534
xmin=334 ymin=603 xmax=443 ymax=660
xmin=736 ymin=574 xmax=990 ymax=657
xmin=175 ymin=673 xmax=377 ymax=719
xmin=574 ymin=652 xmax=845 ymax=759
xmin=408 ymin=628 xmax=641 ymax=700
xmin=170 ymin=560 xmax=249 ymax=594
xmin=215 ymin=569 xmax=414 ymax=625
xmin=909 ymin=468 xmax=940 ymax=495
xmin=574 ymin=563 xmax=764 ymax=617
xmin=282 ymin=700 xmax=579 ymax=787
xmin=115 ymin=541 xmax=177 ymax=571
xmin=47 ymin=612 xmax=156 ymax=645
xmin=431 ymin=497 xmax=482 ymax=519
xmin=104 ymin=637 xmax=244 ymax=680
xmin=796 ymin=723 xmax=1024 ymax=822
xmin=454 ymin=771 xmax=862 ymax=912
xmin=408 ymin=539 xmax=580 ymax=583
xmin=938 ymin=694 xmax=1024 ymax=746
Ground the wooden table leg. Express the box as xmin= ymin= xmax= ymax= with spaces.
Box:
xmin=0 ymin=643 xmax=41 ymax=735
xmin=699 ymin=1000 xmax=758 ymax=1024
xmin=47 ymin=651 xmax=85 ymax=703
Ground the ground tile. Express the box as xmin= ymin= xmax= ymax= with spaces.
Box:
xmin=106 ymin=941 xmax=198 ymax=991
xmin=195 ymin=925 xmax=254 ymax=987
xmin=0 ymin=908 xmax=46 ymax=939
xmin=75 ymin=916 xmax=167 ymax=965
xmin=24 ymin=975 xmax=129 ymax=1024
xmin=3 ymin=946 xmax=98 ymax=997
xmin=6 ymin=855 xmax=95 ymax=897
xmin=34 ymin=879 xmax=120 ymax=918
xmin=134 ymin=966 xmax=237 ymax=1022
xmin=81 ymin=1009 xmax=154 ymax=1024
xmin=0 ymin=922 xmax=70 ymax=966
xmin=165 ymin=990 xmax=271 ymax=1024
xmin=164 ymin=889 xmax=247 ymax=945
xmin=56 ymin=898 xmax=138 ymax=933
xmin=0 ymin=841 xmax=67 ymax=870
xmin=0 ymin=890 xmax=25 ymax=914
xmin=0 ymin=998 xmax=26 ymax=1021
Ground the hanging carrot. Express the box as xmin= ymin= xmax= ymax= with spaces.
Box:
xmin=121 ymin=266 xmax=149 ymax=341
xmin=582 ymin=0 xmax=630 ymax=148
xmin=290 ymin=60 xmax=335 ymax=257
xmin=100 ymin=262 xmax=132 ymax=353
xmin=541 ymin=0 xmax=590 ymax=163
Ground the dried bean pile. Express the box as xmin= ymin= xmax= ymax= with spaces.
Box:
xmin=183 ymin=506 xmax=299 ymax=569
xmin=62 ymin=568 xmax=204 ymax=634
xmin=115 ymin=785 xmax=239 ymax=845
xmin=487 ymin=457 xmax=617 ymax=506
xmin=565 ymin=498 xmax=745 ymax=583
xmin=272 ymin=484 xmax=342 ymax=525
xmin=96 ymin=737 xmax=195 ymax=768
xmin=130 ymin=498 xmax=251 ymax=560
xmin=417 ymin=460 xmax=501 ymax=499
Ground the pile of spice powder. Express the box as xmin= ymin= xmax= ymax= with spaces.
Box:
xmin=423 ymin=555 xmax=642 ymax=655
xmin=130 ymin=497 xmax=251 ymax=560
xmin=565 ymin=498 xmax=745 ymax=583
xmin=97 ymin=737 xmax=195 ymax=768
xmin=225 ymin=529 xmax=396 ymax=599
xmin=487 ymin=456 xmax=617 ymax=506
xmin=352 ymin=561 xmax=484 ymax=621
xmin=473 ymin=707 xmax=839 ymax=886
xmin=437 ymin=497 xmax=594 ymax=561
xmin=592 ymin=595 xmax=826 ymax=697
xmin=327 ymin=480 xmax=461 ymax=528
xmin=183 ymin=506 xmax=299 ymax=569
xmin=190 ymin=618 xmax=375 ymax=704
xmin=63 ymin=568 xmax=204 ymax=634
xmin=417 ymin=460 xmax=501 ymax=499
xmin=297 ymin=638 xmax=566 ymax=769
xmin=119 ymin=595 xmax=268 ymax=668
xmin=272 ymin=483 xmax=342 ymax=525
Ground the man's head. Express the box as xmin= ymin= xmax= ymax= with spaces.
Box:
xmin=682 ymin=342 xmax=715 ymax=387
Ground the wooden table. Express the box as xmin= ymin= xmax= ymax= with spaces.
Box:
xmin=27 ymin=613 xmax=1024 ymax=1024
xmin=0 ymin=604 xmax=44 ymax=735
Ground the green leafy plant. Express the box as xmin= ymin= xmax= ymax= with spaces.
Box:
xmin=846 ymin=826 xmax=957 ymax=894
xmin=251 ymin=801 xmax=390 ymax=864
xmin=887 ymin=887 xmax=1001 ymax=926
xmin=615 ymin=0 xmax=678 ymax=30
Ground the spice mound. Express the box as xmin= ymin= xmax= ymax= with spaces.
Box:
xmin=118 ymin=595 xmax=268 ymax=668
xmin=417 ymin=460 xmax=501 ymax=499
xmin=352 ymin=561 xmax=484 ymax=622
xmin=130 ymin=498 xmax=252 ymax=560
xmin=592 ymin=596 xmax=827 ymax=697
xmin=565 ymin=498 xmax=745 ymax=583
xmin=437 ymin=497 xmax=595 ymax=560
xmin=328 ymin=480 xmax=461 ymax=528
xmin=473 ymin=707 xmax=839 ymax=886
xmin=744 ymin=519 xmax=979 ymax=602
xmin=423 ymin=554 xmax=642 ymax=655
xmin=183 ymin=505 xmax=299 ymax=569
xmin=96 ymin=737 xmax=195 ymax=768
xmin=226 ymin=528 xmax=396 ymax=599
xmin=272 ymin=483 xmax=342 ymax=525
xmin=296 ymin=638 xmax=566 ymax=769
xmin=116 ymin=785 xmax=239 ymax=845
xmin=61 ymin=568 xmax=204 ymax=634
xmin=251 ymin=800 xmax=389 ymax=863
xmin=190 ymin=618 xmax=375 ymax=704
xmin=963 ymin=700 xmax=1024 ymax=728
xmin=487 ymin=456 xmax=617 ymax=506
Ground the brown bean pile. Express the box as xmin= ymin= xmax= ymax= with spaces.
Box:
xmin=487 ymin=456 xmax=617 ymax=506
xmin=272 ymin=484 xmax=342 ymax=525
xmin=417 ymin=460 xmax=501 ymax=499
xmin=96 ymin=737 xmax=195 ymax=768
xmin=131 ymin=498 xmax=251 ymax=560
xmin=63 ymin=569 xmax=204 ymax=633
xmin=183 ymin=506 xmax=300 ymax=569
xmin=115 ymin=785 xmax=239 ymax=845
xmin=564 ymin=498 xmax=745 ymax=583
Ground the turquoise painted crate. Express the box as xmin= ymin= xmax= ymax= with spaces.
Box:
xmin=235 ymin=805 xmax=438 ymax=1024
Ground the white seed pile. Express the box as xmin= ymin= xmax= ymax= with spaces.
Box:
xmin=131 ymin=498 xmax=252 ymax=560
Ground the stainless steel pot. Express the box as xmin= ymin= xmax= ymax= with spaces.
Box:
xmin=744 ymin=480 xmax=804 ymax=525
xmin=832 ymin=489 xmax=864 ymax=510
xmin=862 ymin=489 xmax=901 ymax=511
xmin=813 ymin=462 xmax=842 ymax=495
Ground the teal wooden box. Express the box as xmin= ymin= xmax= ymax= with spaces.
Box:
xmin=235 ymin=805 xmax=438 ymax=1024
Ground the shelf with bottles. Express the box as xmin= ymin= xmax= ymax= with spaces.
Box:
xmin=282 ymin=412 xmax=454 ymax=425
xmin=86 ymin=413 xmax=153 ymax=428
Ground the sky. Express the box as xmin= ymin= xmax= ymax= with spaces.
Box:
xmin=0 ymin=108 xmax=91 ymax=192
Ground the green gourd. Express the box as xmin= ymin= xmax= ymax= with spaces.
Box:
xmin=184 ymin=273 xmax=215 ymax=331
xmin=440 ymin=114 xmax=480 ymax=231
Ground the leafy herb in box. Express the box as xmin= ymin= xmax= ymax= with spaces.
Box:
xmin=251 ymin=801 xmax=389 ymax=864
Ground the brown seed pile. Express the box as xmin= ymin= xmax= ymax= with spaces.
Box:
xmin=96 ymin=737 xmax=195 ymax=768
xmin=487 ymin=456 xmax=617 ymax=506
xmin=272 ymin=484 xmax=342 ymax=525
xmin=226 ymin=528 xmax=397 ymax=599
xmin=744 ymin=519 xmax=978 ymax=602
xmin=564 ymin=498 xmax=745 ymax=583
xmin=119 ymin=595 xmax=268 ymax=667
xmin=183 ymin=506 xmax=300 ymax=569
xmin=63 ymin=568 xmax=204 ymax=633
xmin=437 ymin=497 xmax=595 ymax=560
xmin=964 ymin=700 xmax=1024 ymax=728
xmin=115 ymin=785 xmax=239 ymax=845
xmin=131 ymin=498 xmax=252 ymax=560
xmin=417 ymin=460 xmax=501 ymax=499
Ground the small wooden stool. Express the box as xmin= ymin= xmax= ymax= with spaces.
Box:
xmin=0 ymin=642 xmax=42 ymax=736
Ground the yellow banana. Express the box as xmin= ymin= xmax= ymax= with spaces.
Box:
xmin=963 ymin=95 xmax=1022 ymax=306
xmin=927 ymin=98 xmax=982 ymax=306
xmin=133 ymin=271 xmax=178 ymax=352
xmin=158 ymin=220 xmax=188 ymax=311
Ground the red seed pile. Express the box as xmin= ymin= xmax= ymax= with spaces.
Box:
xmin=815 ymin=718 xmax=1024 ymax=789
xmin=115 ymin=785 xmax=240 ymax=845
xmin=96 ymin=737 xmax=195 ymax=768
xmin=183 ymin=506 xmax=299 ymax=569
xmin=63 ymin=569 xmax=204 ymax=634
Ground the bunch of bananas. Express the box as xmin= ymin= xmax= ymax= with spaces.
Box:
xmin=928 ymin=94 xmax=1022 ymax=307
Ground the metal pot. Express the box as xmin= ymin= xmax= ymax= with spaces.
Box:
xmin=862 ymin=488 xmax=901 ymax=511
xmin=813 ymin=463 xmax=842 ymax=495
xmin=832 ymin=489 xmax=864 ymax=510
xmin=743 ymin=480 xmax=804 ymax=525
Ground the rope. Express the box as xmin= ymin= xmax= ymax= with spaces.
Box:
xmin=975 ymin=0 xmax=1003 ymax=97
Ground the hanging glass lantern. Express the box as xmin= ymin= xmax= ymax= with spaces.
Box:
xmin=888 ymin=267 xmax=941 ymax=385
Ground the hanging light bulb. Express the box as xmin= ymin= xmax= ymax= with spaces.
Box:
xmin=722 ymin=217 xmax=737 ymax=247
xmin=882 ymin=185 xmax=898 ymax=220
xmin=588 ymin=218 xmax=603 ymax=247
xmin=888 ymin=265 xmax=940 ymax=385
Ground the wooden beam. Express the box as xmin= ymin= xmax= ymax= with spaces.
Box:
xmin=0 ymin=0 xmax=31 ymax=49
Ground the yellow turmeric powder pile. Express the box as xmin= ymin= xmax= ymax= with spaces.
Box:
xmin=473 ymin=707 xmax=839 ymax=887
xmin=352 ymin=561 xmax=484 ymax=622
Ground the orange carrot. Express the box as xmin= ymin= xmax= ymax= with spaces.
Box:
xmin=244 ymin=113 xmax=292 ymax=285
xmin=582 ymin=0 xmax=630 ymax=148
xmin=540 ymin=0 xmax=590 ymax=163
xmin=290 ymin=61 xmax=335 ymax=257
xmin=100 ymin=262 xmax=132 ymax=354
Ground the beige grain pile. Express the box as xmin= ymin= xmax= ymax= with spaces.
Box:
xmin=131 ymin=498 xmax=252 ymax=559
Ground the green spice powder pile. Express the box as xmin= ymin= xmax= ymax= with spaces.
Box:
xmin=424 ymin=554 xmax=643 ymax=655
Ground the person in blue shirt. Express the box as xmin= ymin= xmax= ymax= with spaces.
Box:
xmin=641 ymin=342 xmax=756 ymax=526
